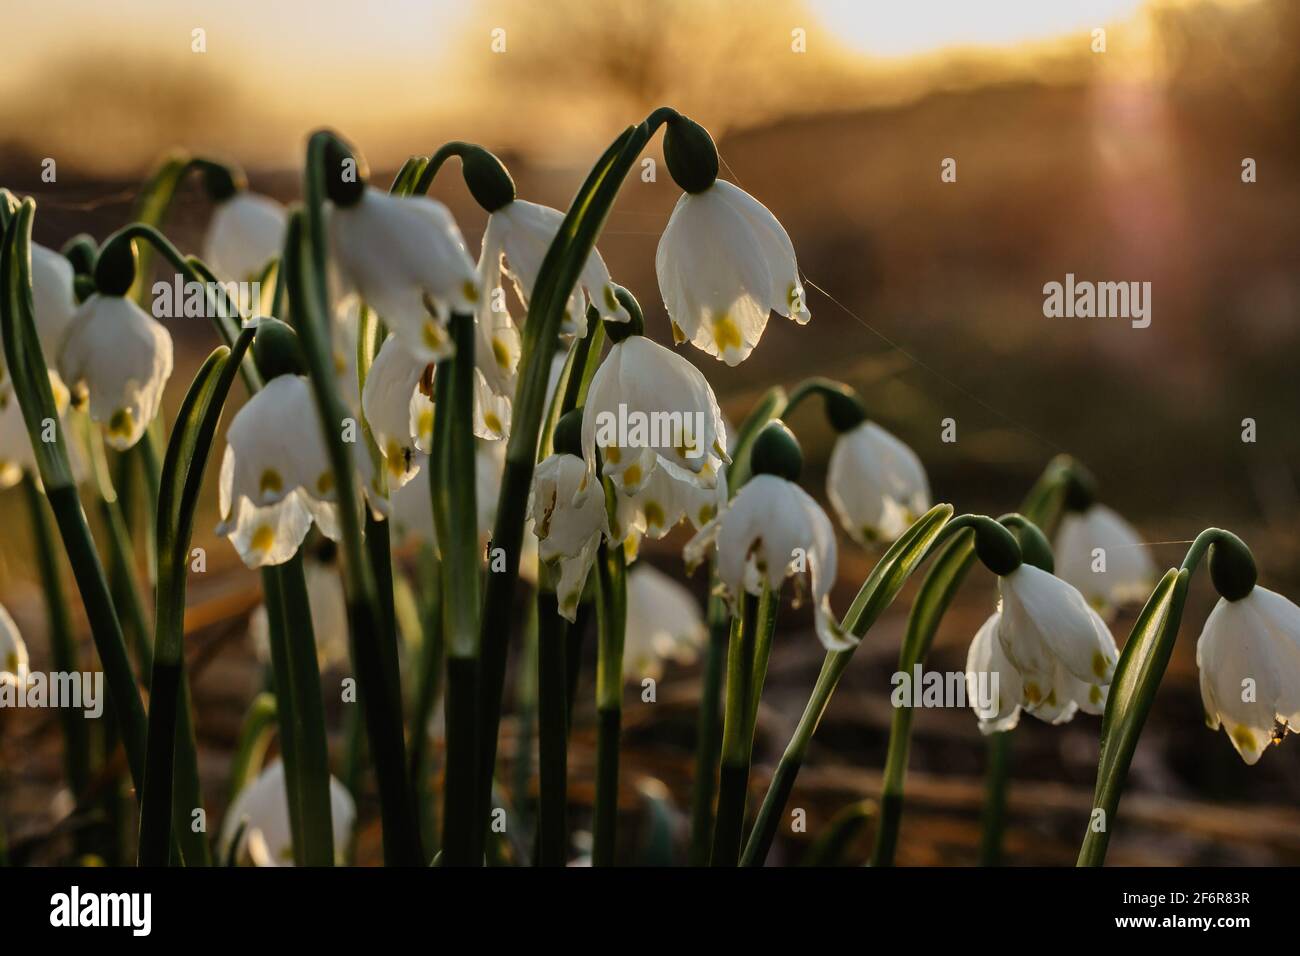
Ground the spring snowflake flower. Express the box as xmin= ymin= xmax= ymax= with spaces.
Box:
xmin=1055 ymin=504 xmax=1156 ymax=618
xmin=361 ymin=335 xmax=434 ymax=490
xmin=388 ymin=440 xmax=506 ymax=555
xmin=0 ymin=372 xmax=71 ymax=490
xmin=656 ymin=180 xmax=808 ymax=366
xmin=59 ymin=293 xmax=173 ymax=450
xmin=827 ymin=421 xmax=931 ymax=546
xmin=1196 ymin=586 xmax=1300 ymax=764
xmin=329 ymin=186 xmax=478 ymax=364
xmin=622 ymin=563 xmax=706 ymax=681
xmin=685 ymin=473 xmax=847 ymax=651
xmin=218 ymin=760 xmax=355 ymax=866
xmin=987 ymin=564 xmax=1118 ymax=720
xmin=1 ymin=603 xmax=28 ymax=688
xmin=248 ymin=559 xmax=350 ymax=670
xmin=611 ymin=459 xmax=726 ymax=561
xmin=216 ymin=374 xmax=341 ymax=568
xmin=204 ymin=190 xmax=287 ymax=283
xmin=530 ymin=451 xmax=609 ymax=620
xmin=30 ymin=242 xmax=78 ymax=361
xmin=581 ymin=334 xmax=728 ymax=496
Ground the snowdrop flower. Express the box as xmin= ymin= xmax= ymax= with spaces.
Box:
xmin=622 ymin=564 xmax=706 ymax=681
xmin=27 ymin=242 xmax=78 ymax=363
xmin=828 ymin=420 xmax=930 ymax=546
xmin=59 ymin=293 xmax=173 ymax=450
xmin=0 ymin=372 xmax=70 ymax=490
xmin=219 ymin=760 xmax=355 ymax=866
xmin=993 ymin=563 xmax=1118 ymax=718
xmin=480 ymin=198 xmax=628 ymax=341
xmin=964 ymin=614 xmax=1023 ymax=734
xmin=1055 ymin=504 xmax=1156 ymax=618
xmin=248 ymin=559 xmax=350 ymax=670
xmin=530 ymin=450 xmax=609 ymax=621
xmin=326 ymin=148 xmax=478 ymax=364
xmin=1 ymin=603 xmax=28 ymax=688
xmin=685 ymin=422 xmax=847 ymax=651
xmin=612 ymin=458 xmax=726 ymax=561
xmin=655 ymin=115 xmax=807 ymax=366
xmin=362 ymin=335 xmax=434 ymax=490
xmin=217 ymin=371 xmax=341 ymax=568
xmin=1196 ymin=585 xmax=1300 ymax=765
xmin=581 ymin=320 xmax=728 ymax=497
xmin=203 ymin=180 xmax=286 ymax=284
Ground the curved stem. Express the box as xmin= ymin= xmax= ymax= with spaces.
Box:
xmin=592 ymin=538 xmax=628 ymax=866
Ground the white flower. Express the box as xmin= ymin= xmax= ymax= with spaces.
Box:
xmin=1196 ymin=586 xmax=1300 ymax=764
xmin=612 ymin=458 xmax=726 ymax=561
xmin=389 ymin=440 xmax=506 ymax=555
xmin=623 ymin=564 xmax=706 ymax=681
xmin=1 ymin=603 xmax=28 ymax=688
xmin=1055 ymin=504 xmax=1157 ymax=618
xmin=217 ymin=374 xmax=341 ymax=568
xmin=684 ymin=473 xmax=846 ymax=651
xmin=530 ymin=452 xmax=609 ymax=620
xmin=0 ymin=372 xmax=68 ymax=489
xmin=329 ymin=187 xmax=478 ymax=363
xmin=581 ymin=335 xmax=728 ymax=495
xmin=361 ymin=335 xmax=434 ymax=490
xmin=656 ymin=180 xmax=808 ymax=366
xmin=204 ymin=191 xmax=287 ymax=282
xmin=58 ymin=294 xmax=173 ymax=450
xmin=30 ymin=242 xmax=78 ymax=361
xmin=994 ymin=564 xmax=1118 ymax=717
xmin=480 ymin=198 xmax=628 ymax=340
xmin=964 ymin=612 xmax=1023 ymax=734
xmin=248 ymin=560 xmax=350 ymax=670
xmin=218 ymin=760 xmax=355 ymax=866
xmin=827 ymin=421 xmax=931 ymax=545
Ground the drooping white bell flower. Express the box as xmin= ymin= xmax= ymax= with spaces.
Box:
xmin=204 ymin=190 xmax=287 ymax=283
xmin=388 ymin=440 xmax=507 ymax=555
xmin=0 ymin=372 xmax=71 ymax=490
xmin=685 ymin=473 xmax=847 ymax=651
xmin=361 ymin=334 xmax=433 ymax=490
xmin=582 ymin=334 xmax=728 ymax=496
xmin=328 ymin=187 xmax=478 ymax=364
xmin=480 ymin=199 xmax=629 ymax=340
xmin=530 ymin=452 xmax=609 ymax=620
xmin=964 ymin=612 xmax=1023 ymax=734
xmin=218 ymin=760 xmax=355 ymax=866
xmin=612 ymin=458 xmax=726 ymax=561
xmin=827 ymin=421 xmax=931 ymax=546
xmin=622 ymin=563 xmax=707 ymax=681
xmin=58 ymin=294 xmax=173 ymax=450
xmin=248 ymin=559 xmax=350 ymax=670
xmin=994 ymin=564 xmax=1118 ymax=716
xmin=216 ymin=374 xmax=342 ymax=568
xmin=1055 ymin=504 xmax=1157 ymax=618
xmin=656 ymin=180 xmax=809 ymax=366
xmin=1196 ymin=586 xmax=1300 ymax=764
xmin=1 ymin=602 xmax=29 ymax=688
xmin=30 ymin=242 xmax=78 ymax=362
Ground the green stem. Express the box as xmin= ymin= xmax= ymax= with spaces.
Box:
xmin=687 ymin=581 xmax=729 ymax=866
xmin=473 ymin=109 xmax=679 ymax=843
xmin=408 ymin=547 xmax=444 ymax=858
xmin=535 ymin=588 xmax=569 ymax=865
xmin=288 ymin=177 xmax=422 ymax=864
xmin=259 ymin=566 xmax=304 ymax=861
xmin=228 ymin=692 xmax=278 ymax=801
xmin=22 ymin=475 xmax=90 ymax=800
xmin=592 ymin=539 xmax=628 ymax=866
xmin=978 ymin=730 xmax=1013 ymax=865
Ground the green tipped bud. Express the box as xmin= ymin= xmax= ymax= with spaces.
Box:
xmin=554 ymin=407 xmax=584 ymax=458
xmin=664 ymin=114 xmax=719 ymax=194
xmin=750 ymin=420 xmax=803 ymax=482
xmin=323 ymin=136 xmax=366 ymax=207
xmin=61 ymin=234 xmax=97 ymax=277
xmin=461 ymin=146 xmax=516 ymax=212
xmin=1003 ymin=515 xmax=1054 ymax=573
xmin=604 ymin=285 xmax=644 ymax=342
xmin=817 ymin=382 xmax=867 ymax=432
xmin=1209 ymin=531 xmax=1257 ymax=602
xmin=94 ymin=235 xmax=137 ymax=297
xmin=252 ymin=317 xmax=306 ymax=380
xmin=73 ymin=274 xmax=96 ymax=304
xmin=972 ymin=516 xmax=1022 ymax=577
xmin=196 ymin=159 xmax=245 ymax=203
xmin=1062 ymin=458 xmax=1098 ymax=512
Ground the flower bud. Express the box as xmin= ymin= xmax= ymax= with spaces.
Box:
xmin=252 ymin=317 xmax=306 ymax=381
xmin=323 ymin=136 xmax=366 ymax=207
xmin=604 ymin=285 xmax=644 ymax=342
xmin=553 ymin=407 xmax=584 ymax=458
xmin=972 ymin=516 xmax=1022 ymax=577
xmin=197 ymin=159 xmax=245 ymax=203
xmin=750 ymin=420 xmax=803 ymax=482
xmin=60 ymin=234 xmax=97 ymax=277
xmin=93 ymin=235 xmax=137 ymax=297
xmin=663 ymin=114 xmax=719 ymax=194
xmin=1208 ymin=531 xmax=1257 ymax=602
xmin=460 ymin=146 xmax=516 ymax=213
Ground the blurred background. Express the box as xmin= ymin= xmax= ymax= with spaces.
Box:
xmin=2 ymin=0 xmax=1299 ymax=865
